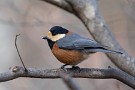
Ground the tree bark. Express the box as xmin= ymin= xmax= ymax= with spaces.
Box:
xmin=0 ymin=66 xmax=134 ymax=89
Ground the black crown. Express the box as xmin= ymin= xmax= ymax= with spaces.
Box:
xmin=50 ymin=26 xmax=68 ymax=36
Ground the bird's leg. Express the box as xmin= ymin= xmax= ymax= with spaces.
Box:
xmin=61 ymin=64 xmax=68 ymax=69
xmin=72 ymin=65 xmax=81 ymax=72
xmin=60 ymin=64 xmax=69 ymax=71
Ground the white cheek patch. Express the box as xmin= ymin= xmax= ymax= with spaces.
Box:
xmin=49 ymin=34 xmax=66 ymax=41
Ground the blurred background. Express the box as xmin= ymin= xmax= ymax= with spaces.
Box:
xmin=0 ymin=0 xmax=135 ymax=90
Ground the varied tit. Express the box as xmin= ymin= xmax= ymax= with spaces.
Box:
xmin=42 ymin=26 xmax=122 ymax=69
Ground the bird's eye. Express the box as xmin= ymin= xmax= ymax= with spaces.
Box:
xmin=52 ymin=31 xmax=57 ymax=36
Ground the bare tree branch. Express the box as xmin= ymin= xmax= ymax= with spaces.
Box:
xmin=0 ymin=66 xmax=134 ymax=89
xmin=41 ymin=0 xmax=73 ymax=13
xmin=39 ymin=0 xmax=135 ymax=77
xmin=60 ymin=73 xmax=81 ymax=90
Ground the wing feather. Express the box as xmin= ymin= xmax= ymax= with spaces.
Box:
xmin=56 ymin=33 xmax=122 ymax=54
xmin=57 ymin=33 xmax=105 ymax=50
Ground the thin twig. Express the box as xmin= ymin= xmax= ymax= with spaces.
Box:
xmin=15 ymin=34 xmax=27 ymax=72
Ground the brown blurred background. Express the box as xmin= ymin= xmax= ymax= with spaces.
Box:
xmin=0 ymin=0 xmax=135 ymax=90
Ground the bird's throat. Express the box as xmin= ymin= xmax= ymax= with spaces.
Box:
xmin=47 ymin=39 xmax=55 ymax=49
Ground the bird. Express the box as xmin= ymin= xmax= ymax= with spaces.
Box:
xmin=42 ymin=26 xmax=122 ymax=69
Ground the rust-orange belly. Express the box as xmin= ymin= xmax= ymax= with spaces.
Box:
xmin=52 ymin=43 xmax=88 ymax=65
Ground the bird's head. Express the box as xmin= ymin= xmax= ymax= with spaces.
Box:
xmin=43 ymin=26 xmax=69 ymax=42
xmin=42 ymin=26 xmax=69 ymax=49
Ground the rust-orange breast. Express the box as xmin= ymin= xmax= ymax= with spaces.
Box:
xmin=52 ymin=43 xmax=88 ymax=65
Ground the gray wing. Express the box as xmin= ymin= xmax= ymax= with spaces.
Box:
xmin=56 ymin=33 xmax=122 ymax=54
xmin=57 ymin=34 xmax=106 ymax=50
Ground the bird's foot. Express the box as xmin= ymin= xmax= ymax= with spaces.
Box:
xmin=72 ymin=66 xmax=81 ymax=72
xmin=60 ymin=64 xmax=68 ymax=72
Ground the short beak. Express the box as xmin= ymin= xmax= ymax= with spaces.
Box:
xmin=42 ymin=36 xmax=49 ymax=40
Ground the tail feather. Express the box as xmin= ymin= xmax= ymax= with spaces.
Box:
xmin=86 ymin=48 xmax=123 ymax=54
xmin=101 ymin=47 xmax=123 ymax=54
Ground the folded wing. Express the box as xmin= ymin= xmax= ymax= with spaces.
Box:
xmin=57 ymin=33 xmax=122 ymax=54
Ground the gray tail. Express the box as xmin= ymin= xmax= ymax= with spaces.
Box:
xmin=88 ymin=48 xmax=123 ymax=54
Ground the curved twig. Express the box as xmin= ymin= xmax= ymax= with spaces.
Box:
xmin=15 ymin=34 xmax=27 ymax=71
